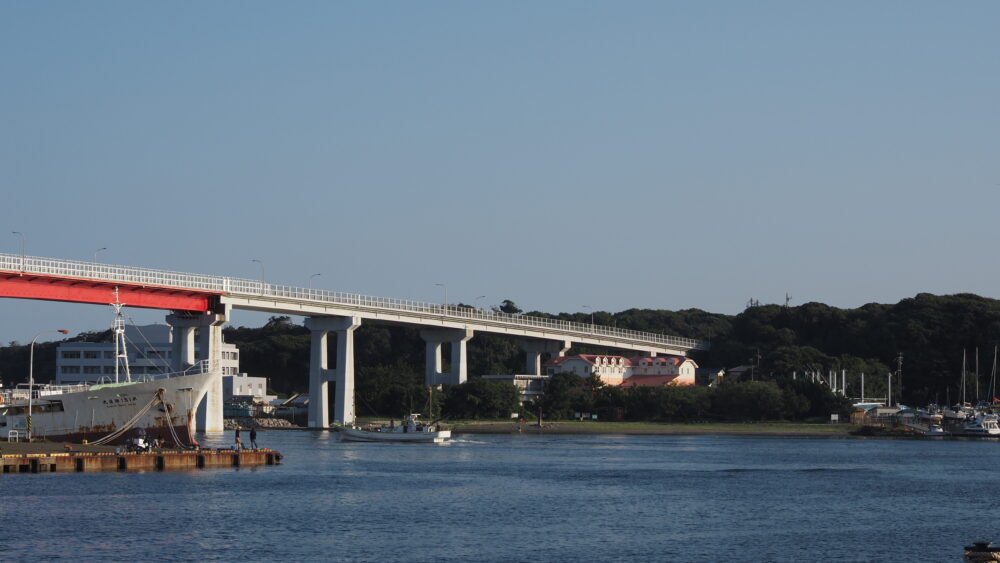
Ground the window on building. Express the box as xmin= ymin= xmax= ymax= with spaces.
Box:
xmin=62 ymin=351 xmax=81 ymax=359
xmin=84 ymin=366 xmax=102 ymax=374
xmin=104 ymin=351 xmax=115 ymax=359
xmin=84 ymin=351 xmax=100 ymax=359
xmin=62 ymin=366 xmax=80 ymax=374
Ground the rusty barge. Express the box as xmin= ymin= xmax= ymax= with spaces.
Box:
xmin=1 ymin=447 xmax=282 ymax=474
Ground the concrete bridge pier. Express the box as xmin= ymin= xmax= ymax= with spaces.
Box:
xmin=305 ymin=316 xmax=362 ymax=427
xmin=166 ymin=308 xmax=229 ymax=433
xmin=521 ymin=339 xmax=572 ymax=375
xmin=420 ymin=328 xmax=474 ymax=385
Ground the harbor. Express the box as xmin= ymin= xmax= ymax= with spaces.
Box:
xmin=0 ymin=441 xmax=282 ymax=474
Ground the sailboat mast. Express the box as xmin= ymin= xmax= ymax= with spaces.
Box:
xmin=992 ymin=346 xmax=998 ymax=406
xmin=976 ymin=347 xmax=980 ymax=403
xmin=962 ymin=349 xmax=967 ymax=405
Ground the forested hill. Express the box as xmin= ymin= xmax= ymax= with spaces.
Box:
xmin=3 ymin=293 xmax=999 ymax=406
xmin=222 ymin=293 xmax=1000 ymax=406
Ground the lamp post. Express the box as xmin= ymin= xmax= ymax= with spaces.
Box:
xmin=94 ymin=247 xmax=107 ymax=263
xmin=12 ymin=231 xmax=24 ymax=271
xmin=27 ymin=328 xmax=70 ymax=441
xmin=309 ymin=273 xmax=321 ymax=289
xmin=582 ymin=305 xmax=594 ymax=326
xmin=474 ymin=295 xmax=486 ymax=311
xmin=435 ymin=283 xmax=448 ymax=311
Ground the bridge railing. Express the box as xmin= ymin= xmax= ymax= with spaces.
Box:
xmin=0 ymin=253 xmax=709 ymax=351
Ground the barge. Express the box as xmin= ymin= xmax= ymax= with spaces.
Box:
xmin=1 ymin=447 xmax=282 ymax=474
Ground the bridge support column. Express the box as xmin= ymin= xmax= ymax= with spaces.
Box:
xmin=166 ymin=307 xmax=229 ymax=433
xmin=521 ymin=339 xmax=572 ymax=375
xmin=420 ymin=328 xmax=474 ymax=385
xmin=305 ymin=316 xmax=361 ymax=428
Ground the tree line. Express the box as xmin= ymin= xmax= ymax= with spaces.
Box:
xmin=3 ymin=293 xmax=998 ymax=418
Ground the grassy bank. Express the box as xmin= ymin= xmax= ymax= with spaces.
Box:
xmin=450 ymin=420 xmax=860 ymax=436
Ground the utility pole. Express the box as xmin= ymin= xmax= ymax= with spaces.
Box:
xmin=896 ymin=353 xmax=903 ymax=406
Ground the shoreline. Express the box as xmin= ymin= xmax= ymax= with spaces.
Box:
xmin=449 ymin=421 xmax=860 ymax=437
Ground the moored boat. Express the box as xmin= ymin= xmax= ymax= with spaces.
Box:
xmin=955 ymin=413 xmax=1000 ymax=437
xmin=924 ymin=423 xmax=949 ymax=437
xmin=1 ymin=370 xmax=213 ymax=446
xmin=333 ymin=414 xmax=451 ymax=443
xmin=0 ymin=290 xmax=216 ymax=447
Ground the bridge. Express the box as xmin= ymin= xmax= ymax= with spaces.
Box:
xmin=0 ymin=253 xmax=709 ymax=430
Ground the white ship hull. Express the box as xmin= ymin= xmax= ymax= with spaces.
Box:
xmin=1 ymin=369 xmax=215 ymax=446
xmin=333 ymin=424 xmax=451 ymax=443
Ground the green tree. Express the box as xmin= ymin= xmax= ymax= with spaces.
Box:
xmin=495 ymin=299 xmax=523 ymax=315
xmin=540 ymin=372 xmax=582 ymax=419
xmin=442 ymin=377 xmax=520 ymax=419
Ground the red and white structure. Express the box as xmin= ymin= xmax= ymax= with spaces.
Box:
xmin=1 ymin=252 xmax=708 ymax=428
xmin=545 ymin=354 xmax=699 ymax=387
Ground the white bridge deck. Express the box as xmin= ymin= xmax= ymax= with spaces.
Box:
xmin=0 ymin=253 xmax=708 ymax=355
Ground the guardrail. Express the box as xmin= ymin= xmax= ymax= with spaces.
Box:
xmin=0 ymin=253 xmax=709 ymax=351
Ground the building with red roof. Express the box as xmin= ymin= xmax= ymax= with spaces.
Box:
xmin=545 ymin=354 xmax=631 ymax=385
xmin=545 ymin=354 xmax=698 ymax=387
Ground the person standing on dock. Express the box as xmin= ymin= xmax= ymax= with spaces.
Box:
xmin=249 ymin=427 xmax=258 ymax=449
xmin=234 ymin=427 xmax=242 ymax=450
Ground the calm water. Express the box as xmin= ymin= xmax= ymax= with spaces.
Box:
xmin=3 ymin=430 xmax=1000 ymax=562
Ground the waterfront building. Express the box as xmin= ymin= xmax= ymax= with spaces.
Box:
xmin=544 ymin=354 xmax=698 ymax=387
xmin=625 ymin=355 xmax=698 ymax=386
xmin=545 ymin=354 xmax=630 ymax=385
xmin=56 ymin=324 xmax=241 ymax=384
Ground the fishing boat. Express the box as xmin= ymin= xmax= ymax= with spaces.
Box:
xmin=0 ymin=290 xmax=215 ymax=447
xmin=333 ymin=414 xmax=451 ymax=443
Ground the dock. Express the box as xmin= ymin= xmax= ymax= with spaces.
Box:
xmin=1 ymin=442 xmax=282 ymax=474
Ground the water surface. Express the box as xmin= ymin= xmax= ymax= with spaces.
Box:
xmin=4 ymin=431 xmax=997 ymax=561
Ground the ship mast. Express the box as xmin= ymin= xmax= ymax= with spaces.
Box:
xmin=111 ymin=287 xmax=131 ymax=383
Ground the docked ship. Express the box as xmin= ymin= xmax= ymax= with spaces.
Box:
xmin=0 ymin=290 xmax=216 ymax=447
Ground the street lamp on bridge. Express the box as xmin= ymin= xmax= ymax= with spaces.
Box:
xmin=309 ymin=273 xmax=322 ymax=289
xmin=435 ymin=283 xmax=448 ymax=310
xmin=94 ymin=247 xmax=107 ymax=263
xmin=28 ymin=328 xmax=70 ymax=441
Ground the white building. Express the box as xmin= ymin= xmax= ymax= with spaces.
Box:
xmin=223 ymin=373 xmax=276 ymax=404
xmin=545 ymin=354 xmax=630 ymax=385
xmin=627 ymin=355 xmax=698 ymax=386
xmin=56 ymin=324 xmax=241 ymax=384
xmin=544 ymin=354 xmax=698 ymax=387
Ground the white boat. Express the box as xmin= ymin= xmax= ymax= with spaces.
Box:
xmin=957 ymin=413 xmax=1000 ymax=437
xmin=942 ymin=403 xmax=975 ymax=421
xmin=0 ymin=290 xmax=216 ymax=447
xmin=333 ymin=414 xmax=451 ymax=443
xmin=924 ymin=423 xmax=949 ymax=437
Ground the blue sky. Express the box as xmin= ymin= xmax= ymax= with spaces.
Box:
xmin=2 ymin=1 xmax=999 ymax=344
